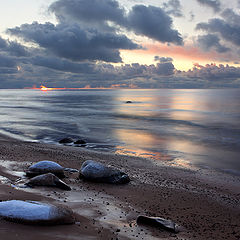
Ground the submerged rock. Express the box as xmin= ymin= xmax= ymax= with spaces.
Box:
xmin=59 ymin=138 xmax=73 ymax=144
xmin=0 ymin=200 xmax=75 ymax=225
xmin=137 ymin=216 xmax=179 ymax=233
xmin=79 ymin=160 xmax=130 ymax=184
xmin=26 ymin=160 xmax=65 ymax=178
xmin=74 ymin=139 xmax=86 ymax=145
xmin=26 ymin=173 xmax=71 ymax=190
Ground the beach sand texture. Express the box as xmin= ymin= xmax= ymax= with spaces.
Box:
xmin=0 ymin=134 xmax=239 ymax=240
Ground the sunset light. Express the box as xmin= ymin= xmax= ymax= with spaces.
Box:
xmin=0 ymin=1 xmax=239 ymax=239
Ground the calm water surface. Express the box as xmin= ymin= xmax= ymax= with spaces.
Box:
xmin=0 ymin=89 xmax=240 ymax=175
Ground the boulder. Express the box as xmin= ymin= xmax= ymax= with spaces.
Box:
xmin=79 ymin=160 xmax=130 ymax=184
xmin=137 ymin=216 xmax=179 ymax=233
xmin=0 ymin=200 xmax=75 ymax=225
xmin=74 ymin=139 xmax=86 ymax=145
xmin=26 ymin=173 xmax=71 ymax=190
xmin=26 ymin=160 xmax=65 ymax=178
xmin=59 ymin=138 xmax=73 ymax=144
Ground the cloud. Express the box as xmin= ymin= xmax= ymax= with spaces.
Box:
xmin=50 ymin=0 xmax=183 ymax=45
xmin=163 ymin=0 xmax=183 ymax=17
xmin=197 ymin=34 xmax=230 ymax=53
xmin=154 ymin=56 xmax=173 ymax=63
xmin=8 ymin=22 xmax=139 ymax=63
xmin=0 ymin=54 xmax=17 ymax=68
xmin=50 ymin=0 xmax=126 ymax=30
xmin=31 ymin=55 xmax=96 ymax=73
xmin=221 ymin=8 xmax=240 ymax=26
xmin=196 ymin=9 xmax=240 ymax=47
xmin=182 ymin=63 xmax=240 ymax=81
xmin=126 ymin=5 xmax=183 ymax=45
xmin=196 ymin=0 xmax=221 ymax=12
xmin=0 ymin=36 xmax=28 ymax=57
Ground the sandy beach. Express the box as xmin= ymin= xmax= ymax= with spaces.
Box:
xmin=0 ymin=133 xmax=239 ymax=240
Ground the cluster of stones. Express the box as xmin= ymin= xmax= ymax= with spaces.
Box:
xmin=0 ymin=159 xmax=179 ymax=233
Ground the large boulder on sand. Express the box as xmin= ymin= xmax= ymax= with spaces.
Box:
xmin=0 ymin=200 xmax=75 ymax=225
xmin=137 ymin=215 xmax=179 ymax=233
xmin=26 ymin=161 xmax=65 ymax=178
xmin=79 ymin=160 xmax=130 ymax=184
xmin=26 ymin=173 xmax=71 ymax=190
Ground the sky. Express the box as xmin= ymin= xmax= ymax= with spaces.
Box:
xmin=0 ymin=0 xmax=240 ymax=88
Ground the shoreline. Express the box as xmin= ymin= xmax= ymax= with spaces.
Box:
xmin=0 ymin=134 xmax=239 ymax=239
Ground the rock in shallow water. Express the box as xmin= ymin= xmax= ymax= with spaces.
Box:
xmin=26 ymin=173 xmax=71 ymax=190
xmin=59 ymin=137 xmax=74 ymax=144
xmin=74 ymin=139 xmax=86 ymax=145
xmin=79 ymin=160 xmax=130 ymax=184
xmin=137 ymin=216 xmax=179 ymax=233
xmin=26 ymin=161 xmax=65 ymax=178
xmin=0 ymin=200 xmax=75 ymax=225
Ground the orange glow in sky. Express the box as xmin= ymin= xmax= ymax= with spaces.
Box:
xmin=121 ymin=42 xmax=238 ymax=71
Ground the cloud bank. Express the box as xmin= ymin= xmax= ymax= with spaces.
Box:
xmin=0 ymin=0 xmax=239 ymax=89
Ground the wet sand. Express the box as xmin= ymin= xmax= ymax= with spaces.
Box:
xmin=0 ymin=134 xmax=239 ymax=240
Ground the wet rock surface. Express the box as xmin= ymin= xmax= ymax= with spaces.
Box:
xmin=26 ymin=173 xmax=71 ymax=190
xmin=59 ymin=138 xmax=74 ymax=144
xmin=137 ymin=215 xmax=179 ymax=233
xmin=79 ymin=160 xmax=130 ymax=184
xmin=26 ymin=160 xmax=65 ymax=178
xmin=74 ymin=139 xmax=86 ymax=145
xmin=0 ymin=200 xmax=75 ymax=225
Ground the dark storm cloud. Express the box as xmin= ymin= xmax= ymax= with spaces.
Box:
xmin=0 ymin=36 xmax=28 ymax=57
xmin=126 ymin=5 xmax=183 ymax=45
xmin=8 ymin=22 xmax=139 ymax=63
xmin=196 ymin=0 xmax=221 ymax=12
xmin=163 ymin=0 xmax=183 ymax=17
xmin=31 ymin=55 xmax=96 ymax=73
xmin=221 ymin=8 xmax=240 ymax=26
xmin=50 ymin=0 xmax=183 ymax=45
xmin=196 ymin=9 xmax=240 ymax=48
xmin=197 ymin=34 xmax=230 ymax=53
xmin=0 ymin=54 xmax=16 ymax=68
xmin=50 ymin=0 xmax=125 ymax=25
xmin=196 ymin=19 xmax=240 ymax=47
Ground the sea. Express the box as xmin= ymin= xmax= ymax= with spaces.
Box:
xmin=0 ymin=89 xmax=240 ymax=175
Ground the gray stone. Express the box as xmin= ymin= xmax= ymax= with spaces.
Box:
xmin=26 ymin=173 xmax=71 ymax=190
xmin=137 ymin=215 xmax=179 ymax=233
xmin=79 ymin=160 xmax=130 ymax=184
xmin=26 ymin=161 xmax=65 ymax=178
xmin=0 ymin=200 xmax=75 ymax=225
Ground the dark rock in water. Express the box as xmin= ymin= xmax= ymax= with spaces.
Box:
xmin=74 ymin=139 xmax=86 ymax=145
xmin=26 ymin=173 xmax=71 ymax=190
xmin=0 ymin=200 xmax=75 ymax=225
xmin=79 ymin=160 xmax=130 ymax=184
xmin=137 ymin=216 xmax=179 ymax=233
xmin=126 ymin=101 xmax=132 ymax=103
xmin=59 ymin=137 xmax=73 ymax=144
xmin=26 ymin=160 xmax=65 ymax=178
